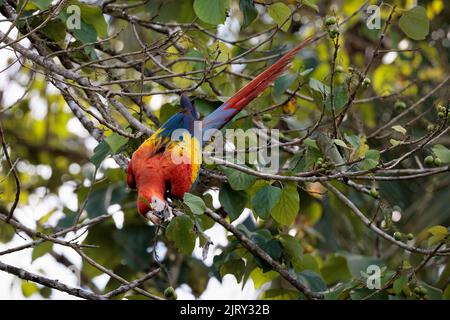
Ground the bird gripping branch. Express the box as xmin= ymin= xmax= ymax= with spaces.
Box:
xmin=127 ymin=36 xmax=316 ymax=224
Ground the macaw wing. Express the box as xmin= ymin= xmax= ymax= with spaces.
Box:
xmin=137 ymin=96 xmax=199 ymax=156
xmin=158 ymin=95 xmax=199 ymax=139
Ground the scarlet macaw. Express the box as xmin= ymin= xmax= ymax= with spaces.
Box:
xmin=127 ymin=36 xmax=314 ymax=224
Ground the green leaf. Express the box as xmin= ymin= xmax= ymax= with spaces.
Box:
xmin=279 ymin=234 xmax=303 ymax=264
xmin=90 ymin=140 xmax=112 ymax=167
xmin=193 ymin=0 xmax=229 ymax=25
xmin=296 ymin=270 xmax=327 ymax=292
xmin=432 ymin=144 xmax=450 ymax=164
xmin=263 ymin=239 xmax=283 ymax=260
xmin=262 ymin=289 xmax=299 ymax=300
xmin=444 ymin=285 xmax=450 ymax=300
xmin=309 ymin=78 xmax=329 ymax=95
xmin=32 ymin=242 xmax=53 ymax=262
xmin=271 ymin=182 xmax=299 ymax=226
xmin=40 ymin=286 xmax=52 ymax=298
xmin=309 ymin=79 xmax=347 ymax=113
xmin=251 ymin=185 xmax=282 ymax=219
xmin=399 ymin=6 xmax=429 ymax=40
xmin=390 ymin=139 xmax=401 ymax=146
xmin=428 ymin=233 xmax=447 ymax=247
xmin=41 ymin=19 xmax=67 ymax=46
xmin=197 ymin=214 xmax=215 ymax=231
xmin=303 ymin=138 xmax=319 ymax=150
xmin=333 ymin=139 xmax=348 ymax=148
xmin=222 ymin=167 xmax=256 ymax=191
xmin=320 ymin=255 xmax=352 ymax=285
xmin=250 ymin=268 xmax=278 ymax=289
xmin=78 ymin=3 xmax=108 ymax=38
xmin=17 ymin=0 xmax=37 ymax=10
xmin=267 ymin=3 xmax=291 ymax=32
xmin=303 ymin=0 xmax=319 ymax=13
xmin=360 ymin=149 xmax=380 ymax=170
xmin=272 ymin=73 xmax=297 ymax=103
xmin=219 ymin=183 xmax=248 ymax=221
xmin=293 ymin=254 xmax=320 ymax=273
xmin=393 ymin=274 xmax=408 ymax=295
xmin=220 ymin=258 xmax=246 ymax=281
xmin=325 ymin=86 xmax=348 ymax=112
xmin=185 ymin=49 xmax=207 ymax=71
xmin=427 ymin=225 xmax=448 ymax=236
xmin=59 ymin=10 xmax=98 ymax=58
xmin=0 ymin=224 xmax=15 ymax=243
xmin=166 ymin=215 xmax=196 ymax=255
xmin=31 ymin=0 xmax=52 ymax=10
xmin=391 ymin=125 xmax=407 ymax=135
xmin=183 ymin=193 xmax=207 ymax=215
xmin=21 ymin=281 xmax=39 ymax=298
xmin=239 ymin=0 xmax=258 ymax=29
xmin=105 ymin=133 xmax=128 ymax=154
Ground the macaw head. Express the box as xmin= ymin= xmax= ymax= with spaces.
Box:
xmin=137 ymin=186 xmax=168 ymax=225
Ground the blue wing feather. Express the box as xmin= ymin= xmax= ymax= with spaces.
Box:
xmin=157 ymin=95 xmax=198 ymax=140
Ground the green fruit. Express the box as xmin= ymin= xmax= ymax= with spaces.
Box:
xmin=262 ymin=113 xmax=272 ymax=122
xmin=427 ymin=124 xmax=435 ymax=132
xmin=370 ymin=187 xmax=378 ymax=198
xmin=328 ymin=27 xmax=339 ymax=39
xmin=164 ymin=286 xmax=177 ymax=300
xmin=406 ymin=233 xmax=414 ymax=240
xmin=394 ymin=100 xmax=406 ymax=111
xmin=325 ymin=16 xmax=337 ymax=25
xmin=437 ymin=104 xmax=446 ymax=112
xmin=438 ymin=111 xmax=445 ymax=119
xmin=419 ymin=287 xmax=428 ymax=295
xmin=434 ymin=157 xmax=442 ymax=166
xmin=424 ymin=156 xmax=434 ymax=166
xmin=335 ymin=65 xmax=344 ymax=73
xmin=393 ymin=231 xmax=403 ymax=241
xmin=362 ymin=78 xmax=371 ymax=87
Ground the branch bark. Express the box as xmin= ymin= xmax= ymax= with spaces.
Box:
xmin=0 ymin=260 xmax=105 ymax=300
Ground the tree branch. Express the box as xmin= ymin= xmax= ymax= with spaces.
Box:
xmin=0 ymin=260 xmax=105 ymax=300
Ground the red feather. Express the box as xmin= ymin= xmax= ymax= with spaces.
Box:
xmin=203 ymin=35 xmax=316 ymax=132
xmin=225 ymin=36 xmax=314 ymax=111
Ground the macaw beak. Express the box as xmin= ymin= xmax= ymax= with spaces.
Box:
xmin=138 ymin=194 xmax=170 ymax=225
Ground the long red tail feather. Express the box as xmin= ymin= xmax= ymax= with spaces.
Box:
xmin=202 ymin=35 xmax=316 ymax=134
